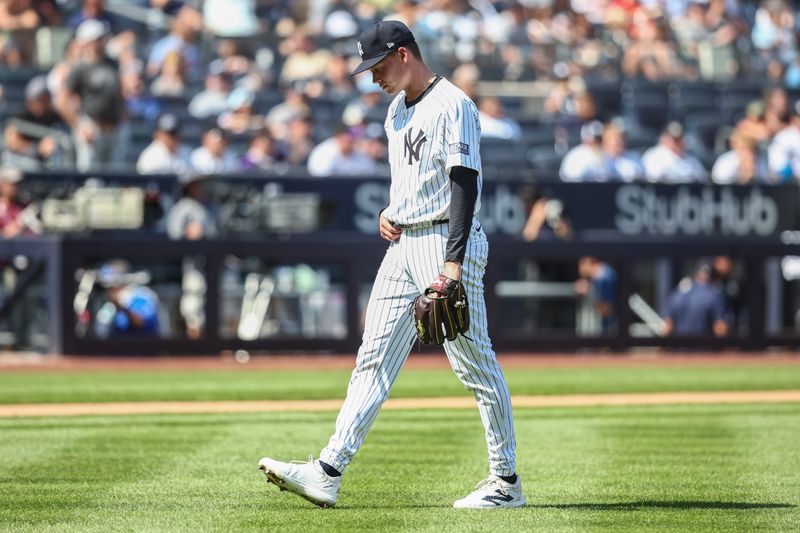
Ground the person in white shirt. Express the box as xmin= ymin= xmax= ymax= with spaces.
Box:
xmin=478 ymin=96 xmax=522 ymax=141
xmin=600 ymin=123 xmax=644 ymax=182
xmin=768 ymin=100 xmax=800 ymax=182
xmin=560 ymin=121 xmax=644 ymax=182
xmin=559 ymin=120 xmax=605 ymax=181
xmin=712 ymin=132 xmax=769 ymax=184
xmin=188 ymin=65 xmax=232 ymax=119
xmin=136 ymin=113 xmax=191 ymax=174
xmin=307 ymin=126 xmax=377 ymax=177
xmin=642 ymin=121 xmax=708 ymax=183
xmin=190 ymin=127 xmax=239 ymax=174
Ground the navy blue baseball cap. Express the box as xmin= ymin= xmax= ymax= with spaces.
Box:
xmin=350 ymin=20 xmax=415 ymax=76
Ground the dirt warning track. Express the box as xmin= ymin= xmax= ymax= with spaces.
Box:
xmin=2 ymin=390 xmax=799 ymax=417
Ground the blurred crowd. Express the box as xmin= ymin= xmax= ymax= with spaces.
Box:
xmin=0 ymin=0 xmax=799 ymax=183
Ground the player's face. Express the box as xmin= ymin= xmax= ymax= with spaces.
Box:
xmin=368 ymin=51 xmax=407 ymax=94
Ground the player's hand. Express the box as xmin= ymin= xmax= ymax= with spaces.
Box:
xmin=442 ymin=261 xmax=462 ymax=281
xmin=379 ymin=213 xmax=402 ymax=242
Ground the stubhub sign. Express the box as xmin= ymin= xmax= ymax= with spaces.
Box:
xmin=614 ymin=185 xmax=780 ymax=236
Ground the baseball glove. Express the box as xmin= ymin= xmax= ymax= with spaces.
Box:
xmin=414 ymin=274 xmax=470 ymax=345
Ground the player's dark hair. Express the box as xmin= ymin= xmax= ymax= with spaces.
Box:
xmin=404 ymin=41 xmax=423 ymax=61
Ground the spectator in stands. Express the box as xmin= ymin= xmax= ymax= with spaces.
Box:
xmin=307 ymin=126 xmax=376 ymax=177
xmin=768 ymin=99 xmax=800 ymax=182
xmin=0 ymin=29 xmax=21 ymax=66
xmin=202 ymin=0 xmax=259 ymax=37
xmin=190 ymin=127 xmax=239 ymax=175
xmin=670 ymin=0 xmax=741 ymax=79
xmin=358 ymin=122 xmax=389 ymax=173
xmin=166 ymin=171 xmax=218 ymax=240
xmin=711 ymin=132 xmax=769 ymax=184
xmin=451 ymin=62 xmax=480 ymax=101
xmin=150 ymin=50 xmax=186 ymax=97
xmin=121 ymin=62 xmax=161 ymax=122
xmin=642 ymin=121 xmax=708 ymax=183
xmin=323 ymin=52 xmax=357 ymax=101
xmin=384 ymin=0 xmax=422 ymax=28
xmin=0 ymin=166 xmax=26 ymax=238
xmin=601 ymin=123 xmax=644 ymax=182
xmin=0 ymin=0 xmax=47 ymax=64
xmin=136 ymin=113 xmax=190 ymax=174
xmin=218 ymin=87 xmax=263 ymax=135
xmin=146 ymin=4 xmax=201 ymax=79
xmin=735 ymin=100 xmax=771 ymax=144
xmin=279 ymin=31 xmax=331 ymax=84
xmin=68 ymin=0 xmax=116 ymax=33
xmin=622 ymin=12 xmax=685 ymax=81
xmin=94 ymin=260 xmax=161 ymax=338
xmin=751 ymin=0 xmax=797 ymax=67
xmin=560 ymin=120 xmax=605 ymax=181
xmin=212 ymin=39 xmax=263 ymax=86
xmin=521 ymin=190 xmax=572 ymax=242
xmin=281 ymin=115 xmax=314 ymax=166
xmin=18 ymin=75 xmax=65 ymax=132
xmin=57 ymin=19 xmax=124 ymax=172
xmin=662 ymin=259 xmax=729 ymax=337
xmin=1 ymin=123 xmax=40 ymax=171
xmin=266 ymin=84 xmax=311 ymax=139
xmin=14 ymin=75 xmax=67 ymax=166
xmin=543 ymin=63 xmax=579 ymax=117
xmin=763 ymin=86 xmax=790 ymax=136
xmin=575 ymin=256 xmax=617 ymax=334
xmin=342 ymin=79 xmax=385 ymax=129
xmin=45 ymin=37 xmax=80 ymax=103
xmin=478 ymin=96 xmax=522 ymax=141
xmin=240 ymin=129 xmax=279 ymax=173
xmin=188 ymin=64 xmax=232 ymax=120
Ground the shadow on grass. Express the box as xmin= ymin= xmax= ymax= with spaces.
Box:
xmin=529 ymin=501 xmax=796 ymax=511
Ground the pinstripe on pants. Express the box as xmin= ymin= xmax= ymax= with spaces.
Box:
xmin=319 ymin=220 xmax=517 ymax=476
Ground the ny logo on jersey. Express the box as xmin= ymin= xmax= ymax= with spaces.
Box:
xmin=403 ymin=128 xmax=427 ymax=164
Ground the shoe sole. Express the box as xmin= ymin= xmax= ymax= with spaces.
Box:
xmin=453 ymin=497 xmax=527 ymax=509
xmin=258 ymin=464 xmax=335 ymax=508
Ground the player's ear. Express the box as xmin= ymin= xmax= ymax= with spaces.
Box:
xmin=397 ymin=48 xmax=410 ymax=63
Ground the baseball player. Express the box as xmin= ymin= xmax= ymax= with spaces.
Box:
xmin=259 ymin=20 xmax=524 ymax=509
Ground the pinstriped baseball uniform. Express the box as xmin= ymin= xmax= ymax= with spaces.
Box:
xmin=319 ymin=77 xmax=517 ymax=477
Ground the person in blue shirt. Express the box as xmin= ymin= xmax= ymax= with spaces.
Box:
xmin=662 ymin=260 xmax=730 ymax=337
xmin=95 ymin=261 xmax=160 ymax=337
xmin=575 ymin=256 xmax=618 ymax=334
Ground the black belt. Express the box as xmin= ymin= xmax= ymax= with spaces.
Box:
xmin=391 ymin=219 xmax=449 ymax=230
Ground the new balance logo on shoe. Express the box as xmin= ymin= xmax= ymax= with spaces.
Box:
xmin=482 ymin=489 xmax=514 ymax=506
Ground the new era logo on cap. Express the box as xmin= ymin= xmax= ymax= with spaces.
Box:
xmin=350 ymin=20 xmax=415 ymax=76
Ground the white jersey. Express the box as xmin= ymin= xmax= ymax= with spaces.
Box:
xmin=382 ymin=77 xmax=482 ymax=225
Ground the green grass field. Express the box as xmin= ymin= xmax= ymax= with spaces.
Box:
xmin=1 ymin=363 xmax=799 ymax=532
xmin=2 ymin=363 xmax=800 ymax=403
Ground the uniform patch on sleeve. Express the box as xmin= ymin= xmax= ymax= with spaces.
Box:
xmin=448 ymin=142 xmax=470 ymax=155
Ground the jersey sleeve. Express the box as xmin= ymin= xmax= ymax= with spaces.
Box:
xmin=444 ymin=97 xmax=481 ymax=173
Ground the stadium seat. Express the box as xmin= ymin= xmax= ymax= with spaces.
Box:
xmin=622 ymin=80 xmax=670 ymax=131
xmin=585 ymin=79 xmax=623 ymax=120
xmin=527 ymin=146 xmax=563 ymax=181
xmin=668 ymin=81 xmax=718 ymax=120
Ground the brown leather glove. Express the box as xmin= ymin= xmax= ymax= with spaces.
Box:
xmin=413 ymin=274 xmax=470 ymax=345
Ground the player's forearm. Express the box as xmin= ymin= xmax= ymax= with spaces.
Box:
xmin=445 ymin=166 xmax=478 ymax=266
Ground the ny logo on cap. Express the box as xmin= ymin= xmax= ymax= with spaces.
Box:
xmin=387 ymin=42 xmax=395 ymax=48
xmin=357 ymin=41 xmax=364 ymax=57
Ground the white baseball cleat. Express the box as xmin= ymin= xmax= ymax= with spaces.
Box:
xmin=453 ymin=475 xmax=526 ymax=509
xmin=258 ymin=456 xmax=341 ymax=508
